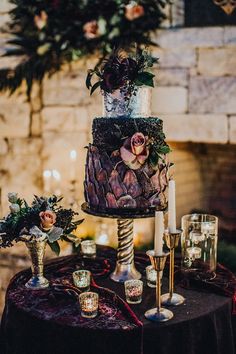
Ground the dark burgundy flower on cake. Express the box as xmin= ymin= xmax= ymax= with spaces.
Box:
xmin=120 ymin=132 xmax=149 ymax=170
xmin=101 ymin=56 xmax=138 ymax=93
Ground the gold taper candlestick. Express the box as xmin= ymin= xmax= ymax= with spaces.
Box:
xmin=161 ymin=230 xmax=185 ymax=306
xmin=145 ymin=250 xmax=173 ymax=322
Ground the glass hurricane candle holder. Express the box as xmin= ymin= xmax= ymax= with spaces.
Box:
xmin=181 ymin=214 xmax=218 ymax=273
xmin=124 ymin=279 xmax=143 ymax=304
xmin=146 ymin=266 xmax=163 ymax=288
xmin=81 ymin=240 xmax=96 ymax=258
xmin=79 ymin=292 xmax=99 ymax=318
xmin=73 ymin=270 xmax=91 ymax=292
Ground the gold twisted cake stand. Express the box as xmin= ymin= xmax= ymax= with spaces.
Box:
xmin=82 ymin=202 xmax=166 ymax=283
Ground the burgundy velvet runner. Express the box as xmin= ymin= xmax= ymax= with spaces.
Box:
xmin=7 ymin=251 xmax=142 ymax=330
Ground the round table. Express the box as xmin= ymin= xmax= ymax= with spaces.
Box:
xmin=0 ymin=246 xmax=235 ymax=354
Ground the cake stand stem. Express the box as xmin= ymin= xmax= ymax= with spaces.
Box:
xmin=110 ymin=218 xmax=141 ymax=283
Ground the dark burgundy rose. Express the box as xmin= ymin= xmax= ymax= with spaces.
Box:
xmin=120 ymin=58 xmax=139 ymax=81
xmin=101 ymin=56 xmax=138 ymax=93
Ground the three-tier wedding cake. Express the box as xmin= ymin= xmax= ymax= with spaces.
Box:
xmin=84 ymin=49 xmax=170 ymax=214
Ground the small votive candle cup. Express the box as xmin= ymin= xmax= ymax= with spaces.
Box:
xmin=79 ymin=292 xmax=99 ymax=318
xmin=146 ymin=266 xmax=163 ymax=288
xmin=124 ymin=279 xmax=143 ymax=304
xmin=81 ymin=240 xmax=96 ymax=258
xmin=73 ymin=270 xmax=91 ymax=292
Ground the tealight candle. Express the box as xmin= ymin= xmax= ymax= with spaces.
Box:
xmin=73 ymin=270 xmax=91 ymax=292
xmin=81 ymin=240 xmax=96 ymax=258
xmin=186 ymin=246 xmax=202 ymax=260
xmin=124 ymin=280 xmax=143 ymax=304
xmin=79 ymin=292 xmax=99 ymax=318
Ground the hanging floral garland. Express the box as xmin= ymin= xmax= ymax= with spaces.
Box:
xmin=0 ymin=0 xmax=171 ymax=96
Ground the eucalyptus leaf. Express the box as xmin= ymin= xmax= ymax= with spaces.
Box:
xmin=48 ymin=226 xmax=63 ymax=242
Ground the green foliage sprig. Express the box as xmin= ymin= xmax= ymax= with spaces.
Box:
xmin=0 ymin=0 xmax=171 ymax=96
xmin=0 ymin=193 xmax=83 ymax=255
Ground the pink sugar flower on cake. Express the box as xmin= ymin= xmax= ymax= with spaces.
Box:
xmin=125 ymin=2 xmax=145 ymax=21
xmin=120 ymin=132 xmax=149 ymax=170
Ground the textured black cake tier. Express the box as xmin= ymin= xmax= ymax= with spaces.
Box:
xmin=92 ymin=117 xmax=165 ymax=152
xmin=84 ymin=116 xmax=170 ymax=214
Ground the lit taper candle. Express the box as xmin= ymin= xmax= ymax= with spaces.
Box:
xmin=168 ymin=179 xmax=176 ymax=233
xmin=154 ymin=211 xmax=164 ymax=255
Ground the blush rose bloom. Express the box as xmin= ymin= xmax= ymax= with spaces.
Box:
xmin=125 ymin=3 xmax=145 ymax=21
xmin=83 ymin=20 xmax=99 ymax=39
xmin=34 ymin=11 xmax=48 ymax=30
xmin=39 ymin=210 xmax=56 ymax=230
xmin=120 ymin=132 xmax=149 ymax=170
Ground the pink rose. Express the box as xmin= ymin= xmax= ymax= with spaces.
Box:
xmin=39 ymin=210 xmax=56 ymax=229
xmin=83 ymin=21 xmax=99 ymax=39
xmin=34 ymin=11 xmax=48 ymax=30
xmin=125 ymin=3 xmax=145 ymax=21
xmin=120 ymin=132 xmax=149 ymax=170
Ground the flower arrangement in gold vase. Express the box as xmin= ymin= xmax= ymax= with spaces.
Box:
xmin=0 ymin=193 xmax=83 ymax=289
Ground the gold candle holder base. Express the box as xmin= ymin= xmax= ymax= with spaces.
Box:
xmin=161 ymin=230 xmax=185 ymax=307
xmin=144 ymin=250 xmax=174 ymax=323
xmin=161 ymin=292 xmax=185 ymax=306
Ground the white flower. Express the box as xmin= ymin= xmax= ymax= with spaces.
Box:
xmin=9 ymin=203 xmax=20 ymax=214
xmin=29 ymin=226 xmax=48 ymax=241
xmin=8 ymin=192 xmax=18 ymax=203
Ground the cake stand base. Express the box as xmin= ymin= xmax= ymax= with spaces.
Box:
xmin=110 ymin=262 xmax=141 ymax=283
xmin=161 ymin=293 xmax=185 ymax=306
xmin=145 ymin=307 xmax=173 ymax=322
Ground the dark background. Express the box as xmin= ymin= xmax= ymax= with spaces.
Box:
xmin=185 ymin=0 xmax=236 ymax=26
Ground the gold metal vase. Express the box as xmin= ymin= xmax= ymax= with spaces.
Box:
xmin=25 ymin=240 xmax=49 ymax=289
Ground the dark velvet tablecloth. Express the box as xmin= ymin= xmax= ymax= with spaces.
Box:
xmin=0 ymin=246 xmax=235 ymax=354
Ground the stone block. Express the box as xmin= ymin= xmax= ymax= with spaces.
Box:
xmin=42 ymin=107 xmax=75 ymax=133
xmin=153 ymin=47 xmax=196 ymax=68
xmin=198 ymin=47 xmax=236 ymax=76
xmin=229 ymin=116 xmax=236 ymax=143
xmin=75 ymin=107 xmax=90 ymax=132
xmin=0 ymin=138 xmax=8 ymax=155
xmin=42 ymin=69 xmax=100 ymax=106
xmin=8 ymin=138 xmax=42 ymax=155
xmin=154 ymin=68 xmax=188 ymax=87
xmin=152 ymin=87 xmax=188 ymax=114
xmin=155 ymin=27 xmax=224 ymax=48
xmin=0 ymin=0 xmax=14 ymax=13
xmin=161 ymin=114 xmax=228 ymax=143
xmin=42 ymin=132 xmax=88 ymax=197
xmin=0 ymin=94 xmax=30 ymax=138
xmin=223 ymin=27 xmax=236 ymax=45
xmin=189 ymin=77 xmax=236 ymax=114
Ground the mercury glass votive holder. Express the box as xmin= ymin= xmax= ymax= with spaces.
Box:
xmin=73 ymin=270 xmax=91 ymax=292
xmin=124 ymin=279 xmax=143 ymax=304
xmin=79 ymin=292 xmax=99 ymax=318
xmin=146 ymin=266 xmax=163 ymax=288
xmin=81 ymin=240 xmax=96 ymax=258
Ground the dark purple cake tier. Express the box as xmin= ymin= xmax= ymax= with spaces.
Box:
xmin=84 ymin=117 xmax=170 ymax=213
